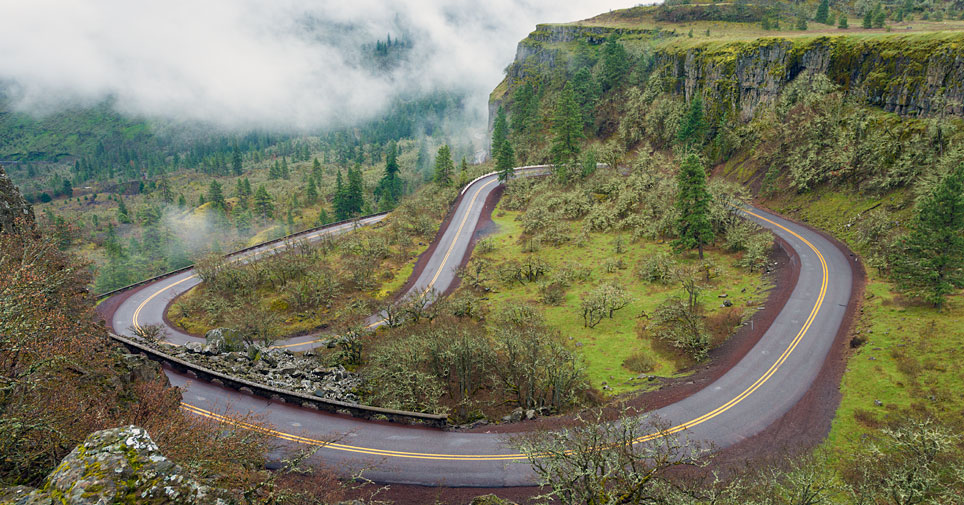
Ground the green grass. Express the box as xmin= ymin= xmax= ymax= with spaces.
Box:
xmin=471 ymin=205 xmax=770 ymax=395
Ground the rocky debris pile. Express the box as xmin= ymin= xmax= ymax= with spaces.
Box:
xmin=501 ymin=407 xmax=550 ymax=424
xmin=156 ymin=328 xmax=363 ymax=404
xmin=0 ymin=426 xmax=227 ymax=505
xmin=0 ymin=164 xmax=35 ymax=235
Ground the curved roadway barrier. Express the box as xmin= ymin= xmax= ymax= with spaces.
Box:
xmin=101 ymin=166 xmax=854 ymax=487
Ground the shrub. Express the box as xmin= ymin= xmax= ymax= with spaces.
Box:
xmin=637 ymin=251 xmax=675 ymax=284
xmin=650 ymin=297 xmax=709 ymax=361
xmin=623 ymin=351 xmax=657 ymax=374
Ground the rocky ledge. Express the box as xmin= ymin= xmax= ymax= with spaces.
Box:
xmin=148 ymin=328 xmax=363 ymax=404
xmin=0 ymin=426 xmax=226 ymax=505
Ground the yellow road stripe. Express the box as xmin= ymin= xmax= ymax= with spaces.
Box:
xmin=268 ymin=178 xmax=497 ymax=350
xmin=176 ymin=207 xmax=832 ymax=462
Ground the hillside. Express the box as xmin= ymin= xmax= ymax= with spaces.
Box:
xmin=484 ymin=0 xmax=964 ymax=499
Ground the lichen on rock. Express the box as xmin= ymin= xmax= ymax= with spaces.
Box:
xmin=0 ymin=426 xmax=227 ymax=505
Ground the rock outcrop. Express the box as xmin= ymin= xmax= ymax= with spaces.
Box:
xmin=493 ymin=24 xmax=964 ymax=125
xmin=0 ymin=164 xmax=35 ymax=234
xmin=0 ymin=426 xmax=227 ymax=505
xmin=156 ymin=339 xmax=363 ymax=404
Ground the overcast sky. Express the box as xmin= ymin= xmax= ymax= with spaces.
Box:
xmin=0 ymin=0 xmax=640 ymax=132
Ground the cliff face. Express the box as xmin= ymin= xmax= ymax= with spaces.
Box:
xmin=659 ymin=35 xmax=964 ymax=121
xmin=0 ymin=164 xmax=34 ymax=234
xmin=492 ymin=25 xmax=964 ymax=126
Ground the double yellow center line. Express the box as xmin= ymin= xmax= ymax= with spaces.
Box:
xmin=174 ymin=207 xmax=829 ymax=462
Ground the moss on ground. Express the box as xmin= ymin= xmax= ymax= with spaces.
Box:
xmin=469 ymin=204 xmax=770 ymax=395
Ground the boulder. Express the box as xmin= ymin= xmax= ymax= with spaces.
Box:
xmin=185 ymin=342 xmax=204 ymax=354
xmin=0 ymin=426 xmax=227 ymax=505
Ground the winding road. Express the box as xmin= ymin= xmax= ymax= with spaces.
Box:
xmin=101 ymin=166 xmax=854 ymax=487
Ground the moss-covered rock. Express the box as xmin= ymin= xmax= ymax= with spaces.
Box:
xmin=0 ymin=426 xmax=227 ymax=505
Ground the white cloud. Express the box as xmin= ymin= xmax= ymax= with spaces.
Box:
xmin=0 ymin=0 xmax=639 ymax=131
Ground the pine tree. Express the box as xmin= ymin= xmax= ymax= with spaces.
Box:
xmin=306 ymin=176 xmax=319 ymax=204
xmin=873 ymin=6 xmax=886 ymax=28
xmin=232 ymin=145 xmax=242 ymax=176
xmin=317 ymin=208 xmax=330 ymax=226
xmin=839 ymin=15 xmax=849 ymax=28
xmin=61 ymin=179 xmax=73 ymax=198
xmin=863 ymin=8 xmax=874 ymax=28
xmin=269 ymin=160 xmax=281 ymax=180
xmin=796 ymin=16 xmax=808 ymax=30
xmin=433 ymin=145 xmax=454 ymax=186
xmin=375 ymin=142 xmax=403 ymax=208
xmin=117 ymin=198 xmax=131 ymax=224
xmin=550 ymin=83 xmax=584 ymax=177
xmin=236 ymin=210 xmax=252 ymax=235
xmin=207 ymin=180 xmax=226 ymax=212
xmin=892 ymin=165 xmax=964 ymax=309
xmin=334 ymin=170 xmax=349 ymax=220
xmin=235 ymin=179 xmax=249 ymax=209
xmin=510 ymin=83 xmax=536 ymax=135
xmin=600 ymin=36 xmax=630 ymax=92
xmin=280 ymin=158 xmax=290 ymax=179
xmin=177 ymin=194 xmax=186 ymax=208
xmin=312 ymin=157 xmax=323 ymax=180
xmin=815 ymin=0 xmax=830 ymax=24
xmin=571 ymin=67 xmax=599 ymax=130
xmin=677 ymin=96 xmax=707 ymax=146
xmin=672 ymin=154 xmax=714 ymax=259
xmin=254 ymin=185 xmax=274 ymax=220
xmin=346 ymin=166 xmax=365 ymax=216
xmin=493 ymin=108 xmax=515 ymax=182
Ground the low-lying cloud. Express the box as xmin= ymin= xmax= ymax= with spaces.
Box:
xmin=0 ymin=0 xmax=638 ymax=132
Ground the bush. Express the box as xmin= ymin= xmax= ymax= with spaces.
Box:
xmin=637 ymin=251 xmax=675 ymax=284
xmin=539 ymin=280 xmax=568 ymax=305
xmin=738 ymin=232 xmax=774 ymax=272
xmin=623 ymin=351 xmax=657 ymax=374
xmin=650 ymin=297 xmax=709 ymax=361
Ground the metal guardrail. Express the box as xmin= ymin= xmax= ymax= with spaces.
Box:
xmin=96 ymin=212 xmax=389 ymax=300
xmin=109 ymin=332 xmax=449 ymax=428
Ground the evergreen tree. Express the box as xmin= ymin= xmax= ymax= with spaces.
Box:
xmin=206 ymin=180 xmax=226 ymax=212
xmin=600 ymin=36 xmax=630 ymax=92
xmin=177 ymin=194 xmax=187 ymax=208
xmin=346 ymin=166 xmax=365 ymax=216
xmin=677 ymin=96 xmax=707 ymax=146
xmin=510 ymin=83 xmax=537 ymax=135
xmin=117 ymin=198 xmax=132 ymax=224
xmin=571 ymin=67 xmax=600 ymax=130
xmin=839 ymin=15 xmax=849 ymax=28
xmin=317 ymin=208 xmax=331 ymax=226
xmin=232 ymin=145 xmax=242 ymax=176
xmin=254 ymin=184 xmax=274 ymax=220
xmin=269 ymin=160 xmax=281 ymax=180
xmin=61 ymin=179 xmax=73 ymax=197
xmin=892 ymin=165 xmax=964 ymax=309
xmin=306 ymin=176 xmax=319 ymax=204
xmin=873 ymin=5 xmax=886 ymax=27
xmin=334 ymin=170 xmax=349 ymax=220
xmin=672 ymin=154 xmax=714 ymax=259
xmin=492 ymin=107 xmax=515 ymax=182
xmin=549 ymin=83 xmax=584 ymax=176
xmin=243 ymin=177 xmax=252 ymax=196
xmin=815 ymin=0 xmax=830 ymax=24
xmin=235 ymin=179 xmax=248 ymax=209
xmin=863 ymin=8 xmax=874 ymax=28
xmin=375 ymin=142 xmax=403 ymax=208
xmin=280 ymin=157 xmax=290 ymax=179
xmin=796 ymin=16 xmax=808 ymax=30
xmin=235 ymin=210 xmax=252 ymax=235
xmin=312 ymin=157 xmax=323 ymax=180
xmin=433 ymin=145 xmax=454 ymax=186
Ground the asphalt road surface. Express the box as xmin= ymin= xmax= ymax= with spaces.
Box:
xmin=104 ymin=167 xmax=853 ymax=486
